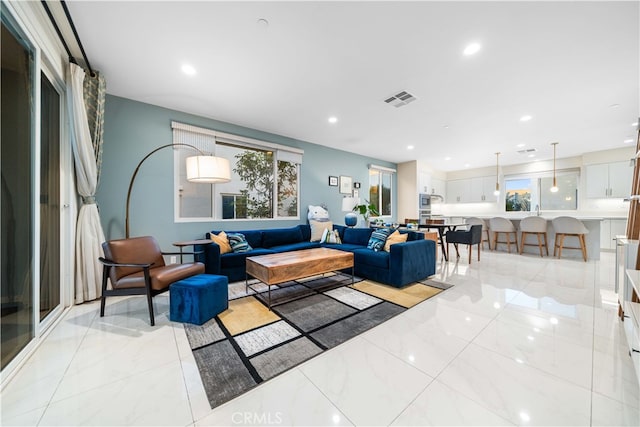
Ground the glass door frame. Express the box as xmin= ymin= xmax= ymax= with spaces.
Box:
xmin=1 ymin=2 xmax=73 ymax=384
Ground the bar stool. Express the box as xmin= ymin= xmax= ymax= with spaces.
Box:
xmin=552 ymin=216 xmax=589 ymax=262
xmin=489 ymin=217 xmax=518 ymax=253
xmin=466 ymin=217 xmax=490 ymax=250
xmin=519 ymin=216 xmax=549 ymax=257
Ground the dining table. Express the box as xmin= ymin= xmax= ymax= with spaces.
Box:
xmin=414 ymin=222 xmax=467 ymax=262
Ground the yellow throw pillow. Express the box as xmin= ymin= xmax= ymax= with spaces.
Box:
xmin=210 ymin=231 xmax=232 ymax=254
xmin=384 ymin=230 xmax=408 ymax=252
xmin=310 ymin=220 xmax=333 ymax=242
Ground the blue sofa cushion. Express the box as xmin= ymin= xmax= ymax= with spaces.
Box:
xmin=323 ymin=243 xmax=364 ymax=252
xmin=299 ymin=224 xmax=311 ymax=242
xmin=343 ymin=227 xmax=373 ymax=246
xmin=270 ymin=241 xmax=321 ymax=252
xmin=221 ymin=248 xmax=275 ymax=268
xmin=262 ymin=226 xmax=303 ymax=248
xmin=353 ymin=248 xmax=390 ymax=269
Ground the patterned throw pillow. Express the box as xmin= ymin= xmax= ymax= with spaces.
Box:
xmin=321 ymin=228 xmax=342 ymax=244
xmin=367 ymin=227 xmax=392 ymax=252
xmin=210 ymin=231 xmax=232 ymax=254
xmin=227 ymin=233 xmax=253 ymax=253
xmin=383 ymin=230 xmax=408 ymax=252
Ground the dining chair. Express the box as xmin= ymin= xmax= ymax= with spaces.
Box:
xmin=466 ymin=217 xmax=490 ymax=250
xmin=445 ymin=224 xmax=483 ymax=263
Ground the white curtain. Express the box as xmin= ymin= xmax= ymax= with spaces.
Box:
xmin=67 ymin=63 xmax=106 ymax=303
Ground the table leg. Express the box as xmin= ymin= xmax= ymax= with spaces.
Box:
xmin=438 ymin=228 xmax=448 ymax=261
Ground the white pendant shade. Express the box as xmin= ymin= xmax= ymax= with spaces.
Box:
xmin=186 ymin=155 xmax=231 ymax=183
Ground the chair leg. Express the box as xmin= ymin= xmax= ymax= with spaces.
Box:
xmin=506 ymin=232 xmax=511 ymax=253
xmin=519 ymin=232 xmax=526 ymax=254
xmin=468 ymin=244 xmax=472 ymax=264
xmin=553 ymin=234 xmax=559 ymax=256
xmin=100 ymin=266 xmax=109 ymax=317
xmin=513 ymin=232 xmax=518 ymax=254
xmin=558 ymin=234 xmax=565 ymax=258
xmin=477 ymin=243 xmax=481 ymax=261
xmin=143 ymin=268 xmax=155 ymax=326
xmin=580 ymin=234 xmax=588 ymax=262
xmin=493 ymin=232 xmax=498 ymax=251
xmin=536 ymin=233 xmax=543 ymax=257
xmin=454 ymin=243 xmax=460 ymax=259
xmin=544 ymin=233 xmax=549 ymax=256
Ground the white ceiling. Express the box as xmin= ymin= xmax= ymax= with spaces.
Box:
xmin=66 ymin=1 xmax=639 ymax=171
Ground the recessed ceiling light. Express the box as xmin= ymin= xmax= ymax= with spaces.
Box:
xmin=443 ymin=125 xmax=450 ymax=129
xmin=463 ymin=42 xmax=481 ymax=56
xmin=445 ymin=157 xmax=451 ymax=161
xmin=624 ymin=138 xmax=634 ymax=143
xmin=407 ymin=145 xmax=414 ymax=150
xmin=181 ymin=64 xmax=197 ymax=76
xmin=328 ymin=116 xmax=338 ymax=124
xmin=520 ymin=115 xmax=532 ymax=122
xmin=633 ymin=122 xmax=638 ymax=127
xmin=256 ymin=18 xmax=269 ymax=28
xmin=464 ymin=163 xmax=470 ymax=168
xmin=609 ymin=103 xmax=620 ymax=108
xmin=528 ymin=154 xmax=535 ymax=158
xmin=517 ymin=143 xmax=526 ymax=148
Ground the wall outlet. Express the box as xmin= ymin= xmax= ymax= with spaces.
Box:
xmin=170 ymin=255 xmax=177 ymax=264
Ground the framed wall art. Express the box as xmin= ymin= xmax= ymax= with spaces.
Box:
xmin=339 ymin=176 xmax=353 ymax=194
xmin=328 ymin=175 xmax=338 ymax=186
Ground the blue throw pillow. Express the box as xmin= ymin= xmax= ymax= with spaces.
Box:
xmin=227 ymin=233 xmax=253 ymax=253
xmin=367 ymin=228 xmax=392 ymax=252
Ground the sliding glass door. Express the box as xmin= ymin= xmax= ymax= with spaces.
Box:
xmin=1 ymin=16 xmax=64 ymax=374
xmin=1 ymin=21 xmax=35 ymax=370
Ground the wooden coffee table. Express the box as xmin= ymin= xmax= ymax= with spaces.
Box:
xmin=245 ymin=248 xmax=354 ymax=309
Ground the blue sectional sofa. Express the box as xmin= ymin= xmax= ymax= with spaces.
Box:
xmin=199 ymin=224 xmax=436 ymax=288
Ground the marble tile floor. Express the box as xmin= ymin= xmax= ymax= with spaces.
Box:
xmin=1 ymin=251 xmax=639 ymax=426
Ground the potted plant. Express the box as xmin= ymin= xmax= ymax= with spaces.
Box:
xmin=353 ymin=200 xmax=380 ymax=226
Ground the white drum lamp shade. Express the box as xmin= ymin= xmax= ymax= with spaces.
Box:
xmin=186 ymin=156 xmax=231 ymax=183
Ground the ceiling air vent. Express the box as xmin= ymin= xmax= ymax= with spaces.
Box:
xmin=384 ymin=90 xmax=417 ymax=108
xmin=517 ymin=148 xmax=537 ymax=154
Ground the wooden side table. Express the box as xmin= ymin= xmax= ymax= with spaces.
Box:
xmin=172 ymin=239 xmax=212 ymax=263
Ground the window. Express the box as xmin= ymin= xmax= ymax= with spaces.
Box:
xmin=173 ymin=122 xmax=302 ymax=221
xmin=369 ymin=165 xmax=395 ymax=217
xmin=505 ymin=170 xmax=579 ymax=212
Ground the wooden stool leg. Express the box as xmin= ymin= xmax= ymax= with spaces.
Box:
xmin=514 ymin=232 xmax=518 ymax=254
xmin=477 ymin=243 xmax=481 ymax=261
xmin=506 ymin=232 xmax=511 ymax=253
xmin=544 ymin=233 xmax=549 ymax=256
xmin=468 ymin=244 xmax=472 ymax=264
xmin=580 ymin=234 xmax=588 ymax=262
xmin=553 ymin=234 xmax=559 ymax=256
xmin=536 ymin=233 xmax=543 ymax=257
xmin=520 ymin=232 xmax=526 ymax=254
xmin=493 ymin=232 xmax=498 ymax=251
xmin=558 ymin=234 xmax=565 ymax=258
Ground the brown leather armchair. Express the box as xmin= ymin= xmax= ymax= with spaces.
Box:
xmin=99 ymin=236 xmax=205 ymax=325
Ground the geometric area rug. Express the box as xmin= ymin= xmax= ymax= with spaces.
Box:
xmin=183 ymin=273 xmax=453 ymax=410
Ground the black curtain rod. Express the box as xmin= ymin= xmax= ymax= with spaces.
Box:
xmin=60 ymin=0 xmax=95 ymax=76
xmin=40 ymin=0 xmax=95 ymax=76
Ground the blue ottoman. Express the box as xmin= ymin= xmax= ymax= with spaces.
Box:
xmin=170 ymin=274 xmax=228 ymax=325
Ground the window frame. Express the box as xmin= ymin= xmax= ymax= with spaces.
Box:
xmin=504 ymin=168 xmax=580 ymax=212
xmin=368 ymin=164 xmax=395 ymax=219
xmin=172 ymin=122 xmax=303 ymax=222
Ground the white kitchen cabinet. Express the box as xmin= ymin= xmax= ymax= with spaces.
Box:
xmin=446 ymin=179 xmax=471 ymax=203
xmin=418 ymin=171 xmax=430 ymax=194
xmin=470 ymin=176 xmax=498 ymax=202
xmin=431 ymin=178 xmax=446 ymax=198
xmin=586 ymin=161 xmax=632 ymax=198
xmin=601 ymin=218 xmax=628 ymax=250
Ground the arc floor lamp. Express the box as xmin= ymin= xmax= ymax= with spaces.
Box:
xmin=125 ymin=143 xmax=231 ymax=238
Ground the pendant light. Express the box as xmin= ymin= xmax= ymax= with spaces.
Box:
xmin=493 ymin=152 xmax=501 ymax=196
xmin=550 ymin=142 xmax=559 ymax=193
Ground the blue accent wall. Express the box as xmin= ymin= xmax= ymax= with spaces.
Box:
xmin=97 ymin=95 xmax=397 ymax=249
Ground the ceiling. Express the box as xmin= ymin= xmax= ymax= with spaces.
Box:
xmin=65 ymin=1 xmax=639 ymax=172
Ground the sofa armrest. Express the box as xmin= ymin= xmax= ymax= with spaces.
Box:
xmin=388 ymin=239 xmax=436 ymax=284
xmin=199 ymin=242 xmax=222 ymax=275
